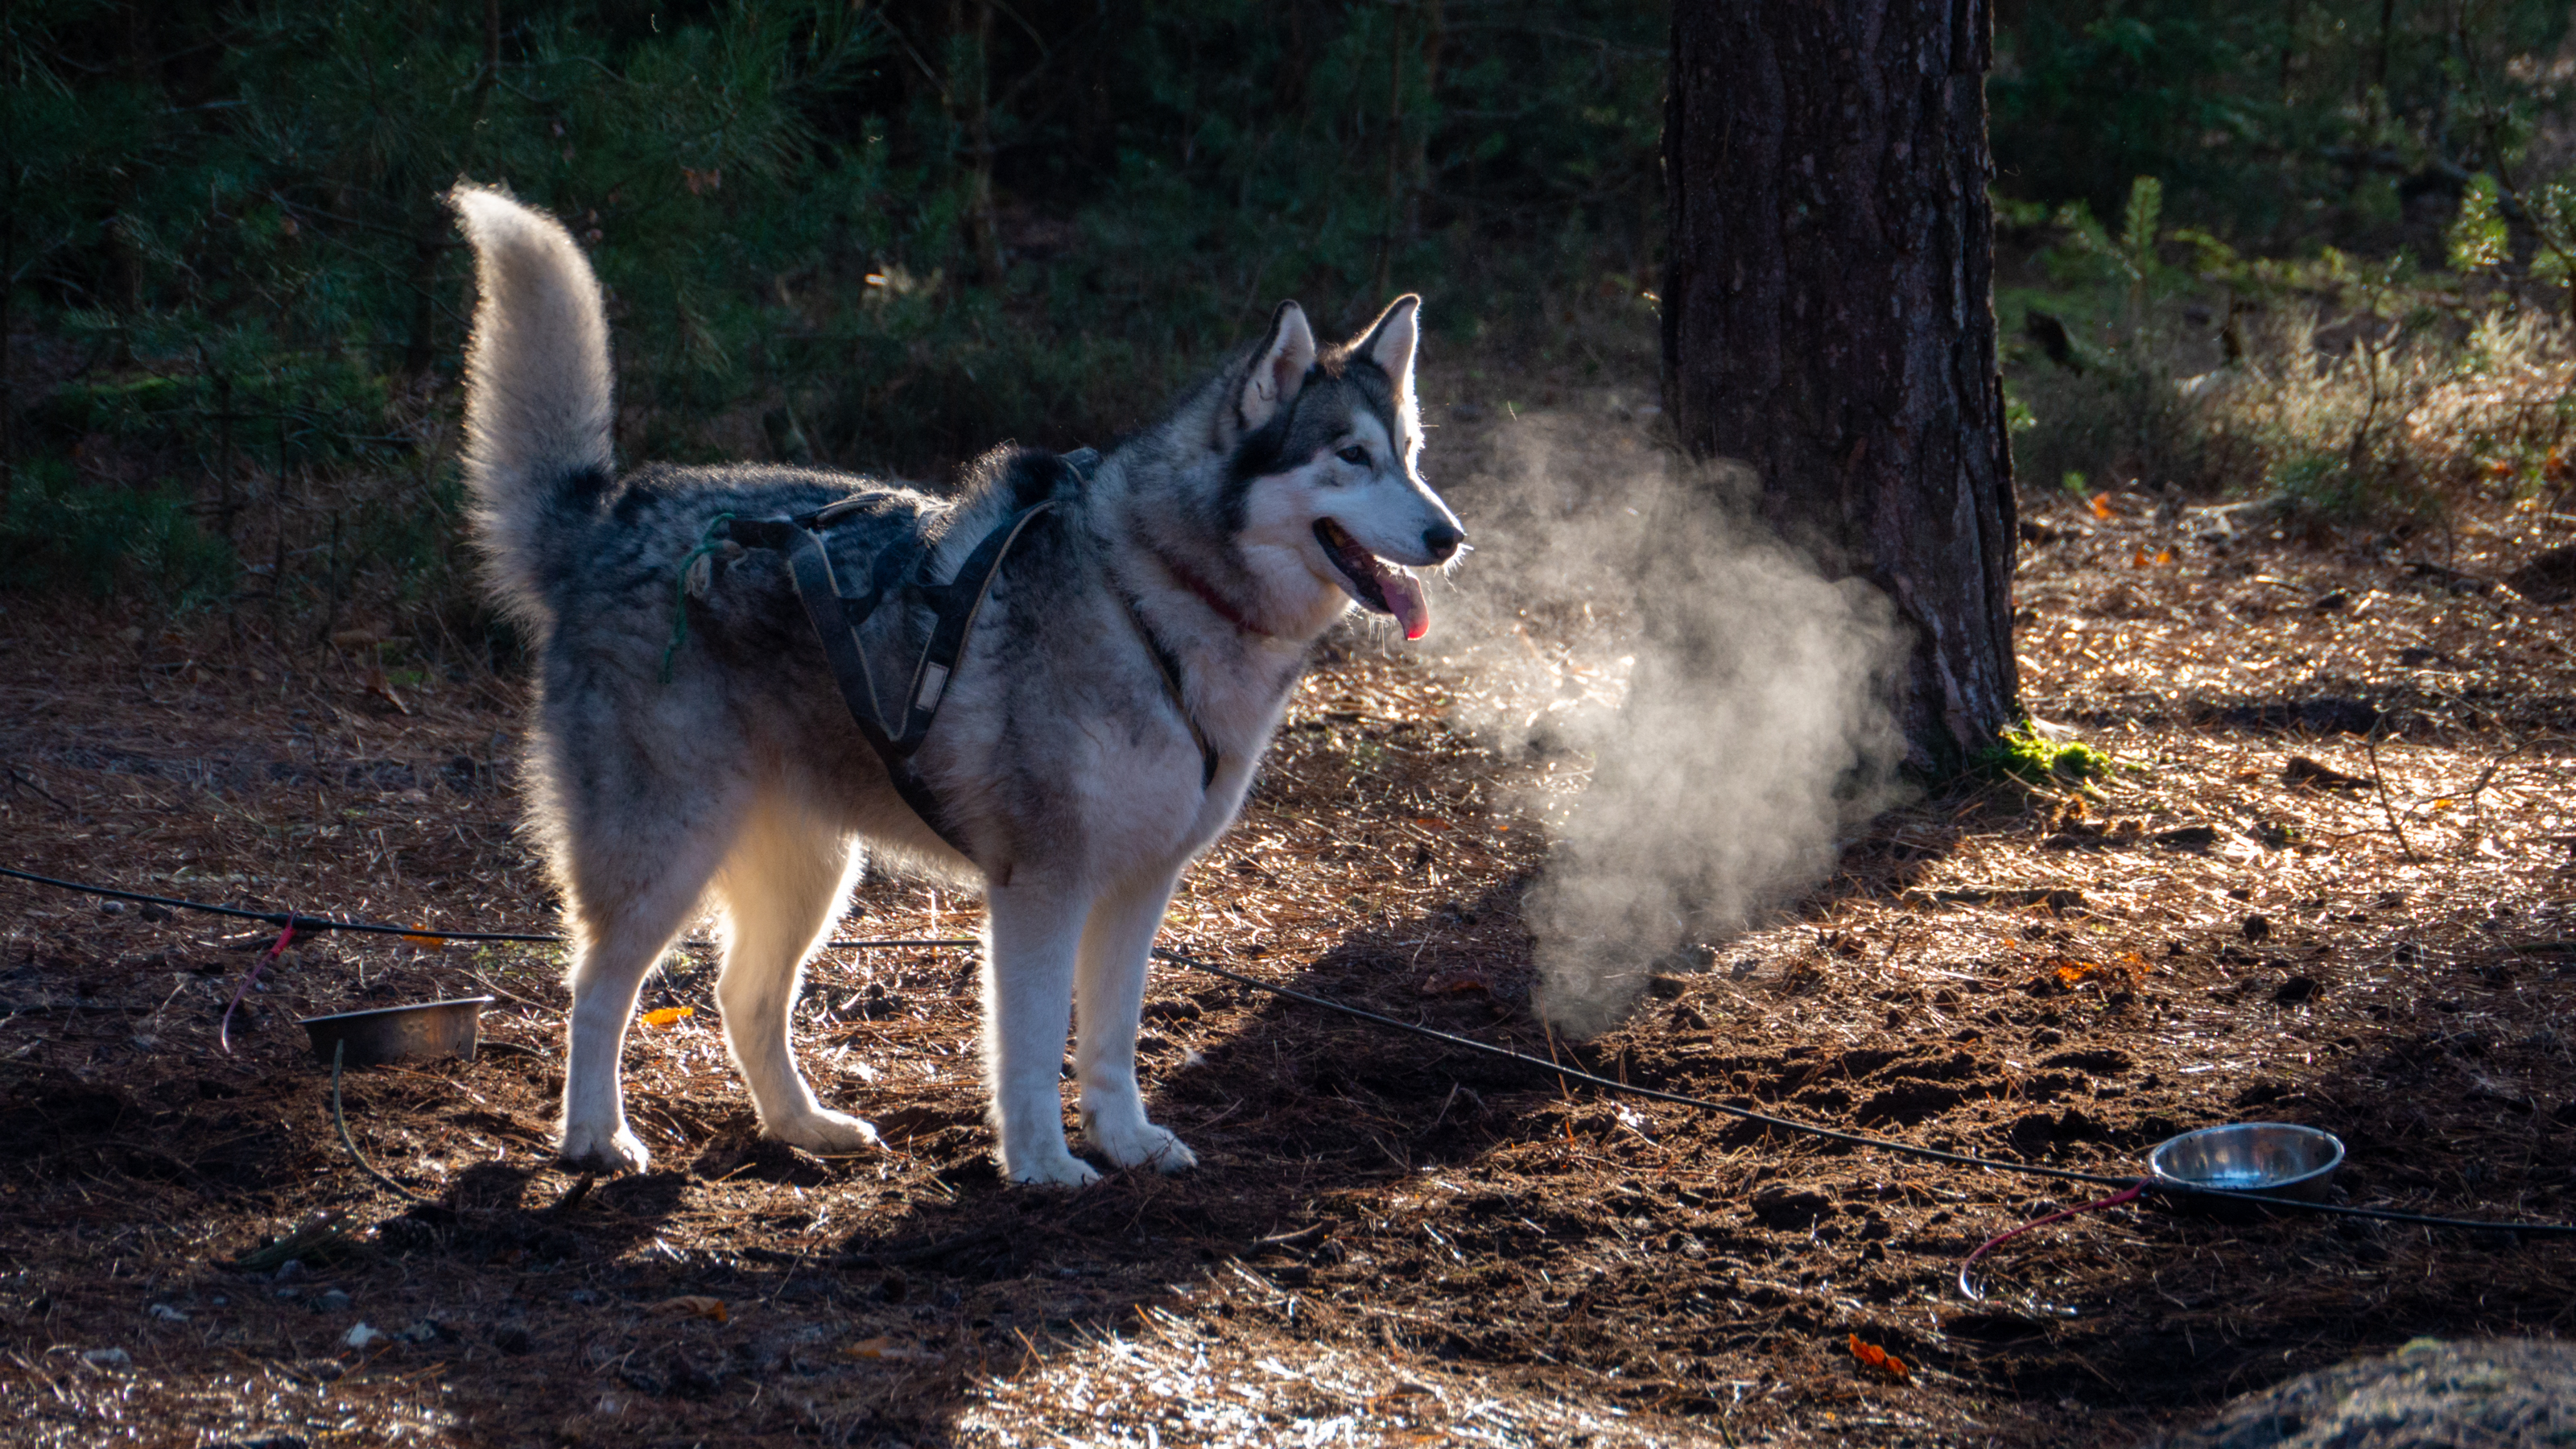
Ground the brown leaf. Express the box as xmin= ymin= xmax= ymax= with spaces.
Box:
xmin=363 ymin=664 xmax=409 ymax=716
xmin=2284 ymin=755 xmax=2376 ymax=790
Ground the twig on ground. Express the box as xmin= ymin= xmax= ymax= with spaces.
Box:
xmin=2459 ymin=733 xmax=2570 ymax=850
xmin=460 ymin=967 xmax=559 ymax=1017
xmin=5 ymin=767 xmax=71 ymax=813
xmin=2364 ymin=730 xmax=2420 ymax=862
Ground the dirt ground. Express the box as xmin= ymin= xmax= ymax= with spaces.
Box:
xmin=2 ymin=407 xmax=2573 ymax=1447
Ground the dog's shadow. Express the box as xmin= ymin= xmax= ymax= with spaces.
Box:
xmin=374 ymin=1156 xmax=691 ymax=1265
xmin=785 ymin=873 xmax=1558 ymax=1366
xmin=799 ymin=799 xmax=1972 ymax=1327
xmin=1142 ymin=871 xmax=1558 ymax=1173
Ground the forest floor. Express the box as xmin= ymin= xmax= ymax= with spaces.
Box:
xmin=2 ymin=390 xmax=2574 ymax=1447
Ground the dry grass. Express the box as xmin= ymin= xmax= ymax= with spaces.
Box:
xmin=0 ymin=415 xmax=2572 ymax=1446
xmin=2017 ymin=300 xmax=2576 ymax=526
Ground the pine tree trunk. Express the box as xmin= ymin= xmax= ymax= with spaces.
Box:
xmin=1662 ymin=0 xmax=2018 ymax=777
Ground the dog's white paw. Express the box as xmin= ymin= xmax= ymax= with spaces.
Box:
xmin=1088 ymin=1117 xmax=1199 ymax=1174
xmin=766 ymin=1108 xmax=881 ymax=1156
xmin=1004 ymin=1146 xmax=1103 ymax=1188
xmin=559 ymin=1121 xmax=650 ymax=1175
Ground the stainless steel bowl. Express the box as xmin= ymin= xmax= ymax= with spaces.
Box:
xmin=2149 ymin=1122 xmax=2345 ymax=1202
xmin=299 ymin=997 xmax=493 ymax=1067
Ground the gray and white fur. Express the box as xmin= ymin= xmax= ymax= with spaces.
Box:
xmin=449 ymin=184 xmax=1463 ymax=1185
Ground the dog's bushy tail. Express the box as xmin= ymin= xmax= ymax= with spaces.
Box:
xmin=449 ymin=184 xmax=615 ymax=628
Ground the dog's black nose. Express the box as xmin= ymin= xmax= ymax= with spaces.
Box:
xmin=1422 ymin=522 xmax=1464 ymax=564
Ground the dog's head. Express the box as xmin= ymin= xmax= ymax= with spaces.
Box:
xmin=1214 ymin=298 xmax=1465 ymax=641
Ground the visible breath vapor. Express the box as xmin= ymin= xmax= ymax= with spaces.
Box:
xmin=1432 ymin=407 xmax=1906 ymax=1038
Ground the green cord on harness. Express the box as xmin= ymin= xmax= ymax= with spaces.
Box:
xmin=661 ymin=512 xmax=737 ymax=683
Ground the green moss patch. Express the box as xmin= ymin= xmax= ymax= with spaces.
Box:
xmin=1976 ymin=721 xmax=2117 ymax=791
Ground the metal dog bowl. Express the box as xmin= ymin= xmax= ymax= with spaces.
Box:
xmin=299 ymin=997 xmax=493 ymax=1067
xmin=2149 ymin=1122 xmax=2344 ymax=1203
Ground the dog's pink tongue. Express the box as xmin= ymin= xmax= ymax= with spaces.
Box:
xmin=1382 ymin=569 xmax=1430 ymax=641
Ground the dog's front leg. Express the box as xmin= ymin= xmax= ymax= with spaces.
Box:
xmin=981 ymin=879 xmax=1097 ymax=1186
xmin=1074 ymin=869 xmax=1197 ymax=1173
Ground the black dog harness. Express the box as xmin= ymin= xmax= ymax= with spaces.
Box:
xmin=704 ymin=449 xmax=1216 ymax=863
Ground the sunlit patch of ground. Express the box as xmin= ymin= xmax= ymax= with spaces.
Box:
xmin=958 ymin=1303 xmax=1695 ymax=1447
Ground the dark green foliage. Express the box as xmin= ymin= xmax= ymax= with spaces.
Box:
xmin=0 ymin=457 xmax=238 ymax=605
xmin=1994 ymin=0 xmax=2571 ymax=250
xmin=4 ymin=0 xmax=1664 ymax=465
xmin=0 ymin=2 xmax=1666 ymax=627
xmin=2000 ymin=177 xmax=2220 ymax=499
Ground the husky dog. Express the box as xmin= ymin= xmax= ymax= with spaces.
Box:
xmin=449 ymin=185 xmax=1464 ymax=1186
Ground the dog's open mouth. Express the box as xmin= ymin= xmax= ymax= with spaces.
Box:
xmin=1313 ymin=519 xmax=1430 ymax=641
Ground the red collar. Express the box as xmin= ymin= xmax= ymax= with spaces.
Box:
xmin=1153 ymin=548 xmax=1274 ymax=638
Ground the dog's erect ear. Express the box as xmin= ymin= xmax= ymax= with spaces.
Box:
xmin=1234 ymin=301 xmax=1317 ymax=436
xmin=1355 ymin=295 xmax=1420 ymax=406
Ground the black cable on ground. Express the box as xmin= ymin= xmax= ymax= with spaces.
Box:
xmin=329 ymin=1039 xmax=439 ymax=1207
xmin=0 ymin=864 xmax=974 ymax=950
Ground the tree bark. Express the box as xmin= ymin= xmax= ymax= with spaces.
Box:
xmin=1662 ymin=0 xmax=2018 ymax=776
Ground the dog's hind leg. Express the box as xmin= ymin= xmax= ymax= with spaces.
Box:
xmin=1073 ymin=869 xmax=1196 ymax=1173
xmin=982 ymin=878 xmax=1098 ymax=1186
xmin=557 ymin=800 xmax=741 ymax=1175
xmin=710 ymin=793 xmax=877 ymax=1155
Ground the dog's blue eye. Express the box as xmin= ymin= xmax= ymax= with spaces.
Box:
xmin=1337 ymin=445 xmax=1368 ymax=466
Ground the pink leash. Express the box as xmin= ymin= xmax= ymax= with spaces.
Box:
xmin=217 ymin=920 xmax=296 ymax=1055
xmin=1958 ymin=1181 xmax=2145 ymax=1299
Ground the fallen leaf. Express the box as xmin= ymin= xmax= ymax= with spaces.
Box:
xmin=650 ymin=1295 xmax=728 ymax=1323
xmin=1849 ymin=1332 xmax=1910 ymax=1382
xmin=402 ymin=932 xmax=447 ymax=952
xmin=2284 ymin=755 xmax=2375 ymax=790
xmin=2091 ymin=492 xmax=2113 ymax=520
xmin=363 ymin=664 xmax=410 ymax=716
xmin=640 ymin=1006 xmax=694 ymax=1027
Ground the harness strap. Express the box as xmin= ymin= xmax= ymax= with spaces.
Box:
xmin=895 ymin=498 xmax=1060 ymax=752
xmin=704 ymin=448 xmax=1220 ymax=861
xmin=772 ymin=525 xmax=972 ymax=858
xmin=1116 ymin=591 xmax=1222 ymax=789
